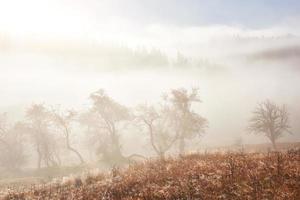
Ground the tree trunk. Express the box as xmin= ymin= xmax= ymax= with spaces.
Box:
xmin=37 ymin=155 xmax=41 ymax=169
xmin=271 ymin=139 xmax=277 ymax=151
xmin=67 ymin=145 xmax=85 ymax=164
xmin=145 ymin=122 xmax=161 ymax=158
xmin=110 ymin=132 xmax=125 ymax=162
xmin=64 ymin=127 xmax=85 ymax=164
xmin=159 ymin=151 xmax=165 ymax=160
xmin=37 ymin=146 xmax=42 ymax=169
xmin=179 ymin=136 xmax=185 ymax=154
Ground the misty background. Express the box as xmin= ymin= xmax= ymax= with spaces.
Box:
xmin=0 ymin=0 xmax=299 ymax=155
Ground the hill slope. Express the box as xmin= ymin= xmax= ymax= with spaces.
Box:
xmin=3 ymin=150 xmax=300 ymax=200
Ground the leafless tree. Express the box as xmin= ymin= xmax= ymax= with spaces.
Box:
xmin=81 ymin=89 xmax=132 ymax=164
xmin=168 ymin=88 xmax=208 ymax=154
xmin=0 ymin=114 xmax=26 ymax=170
xmin=0 ymin=113 xmax=9 ymax=149
xmin=51 ymin=107 xmax=85 ymax=165
xmin=136 ymin=104 xmax=177 ymax=159
xmin=25 ymin=104 xmax=60 ymax=168
xmin=248 ymin=100 xmax=291 ymax=150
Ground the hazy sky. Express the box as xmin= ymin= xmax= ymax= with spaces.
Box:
xmin=0 ymin=0 xmax=299 ymax=146
xmin=1 ymin=0 xmax=300 ymax=40
xmin=88 ymin=0 xmax=300 ymax=27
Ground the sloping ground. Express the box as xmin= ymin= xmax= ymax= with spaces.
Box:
xmin=243 ymin=142 xmax=300 ymax=152
xmin=3 ymin=150 xmax=300 ymax=200
xmin=210 ymin=142 xmax=300 ymax=153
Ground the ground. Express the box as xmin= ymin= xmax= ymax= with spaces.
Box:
xmin=2 ymin=149 xmax=299 ymax=200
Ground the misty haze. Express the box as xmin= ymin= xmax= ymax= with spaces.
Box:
xmin=0 ymin=0 xmax=299 ymax=199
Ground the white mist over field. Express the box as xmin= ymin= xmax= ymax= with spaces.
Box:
xmin=1 ymin=43 xmax=299 ymax=147
xmin=1 ymin=2 xmax=300 ymax=199
xmin=0 ymin=0 xmax=300 ymax=161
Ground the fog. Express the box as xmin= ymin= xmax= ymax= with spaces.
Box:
xmin=1 ymin=38 xmax=299 ymax=147
xmin=0 ymin=0 xmax=300 ymax=177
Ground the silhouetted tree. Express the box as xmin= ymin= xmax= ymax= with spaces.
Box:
xmin=51 ymin=108 xmax=85 ymax=165
xmin=0 ymin=114 xmax=26 ymax=170
xmin=0 ymin=113 xmax=9 ymax=149
xmin=136 ymin=104 xmax=177 ymax=159
xmin=248 ymin=100 xmax=291 ymax=150
xmin=25 ymin=104 xmax=60 ymax=168
xmin=81 ymin=89 xmax=131 ymax=164
xmin=168 ymin=88 xmax=208 ymax=154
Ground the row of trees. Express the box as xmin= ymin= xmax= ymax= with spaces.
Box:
xmin=0 ymin=88 xmax=208 ymax=170
xmin=0 ymin=88 xmax=292 ymax=171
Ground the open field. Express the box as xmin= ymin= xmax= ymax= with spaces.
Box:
xmin=1 ymin=1 xmax=300 ymax=199
xmin=2 ymin=150 xmax=299 ymax=200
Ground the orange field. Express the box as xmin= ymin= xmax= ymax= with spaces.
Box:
xmin=3 ymin=150 xmax=300 ymax=200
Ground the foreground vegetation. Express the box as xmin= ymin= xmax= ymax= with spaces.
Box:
xmin=2 ymin=150 xmax=299 ymax=200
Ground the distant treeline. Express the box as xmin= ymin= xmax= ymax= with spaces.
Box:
xmin=0 ymin=35 xmax=224 ymax=70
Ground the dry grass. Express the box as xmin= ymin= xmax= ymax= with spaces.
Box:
xmin=2 ymin=150 xmax=300 ymax=200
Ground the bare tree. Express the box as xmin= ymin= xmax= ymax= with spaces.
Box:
xmin=51 ymin=108 xmax=85 ymax=165
xmin=0 ymin=113 xmax=9 ymax=149
xmin=0 ymin=114 xmax=26 ymax=170
xmin=81 ymin=89 xmax=132 ymax=164
xmin=136 ymin=104 xmax=177 ymax=159
xmin=25 ymin=104 xmax=60 ymax=168
xmin=248 ymin=100 xmax=291 ymax=150
xmin=168 ymin=88 xmax=208 ymax=154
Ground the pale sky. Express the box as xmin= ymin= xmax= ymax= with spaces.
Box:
xmin=0 ymin=0 xmax=300 ymax=41
xmin=0 ymin=0 xmax=299 ymax=145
